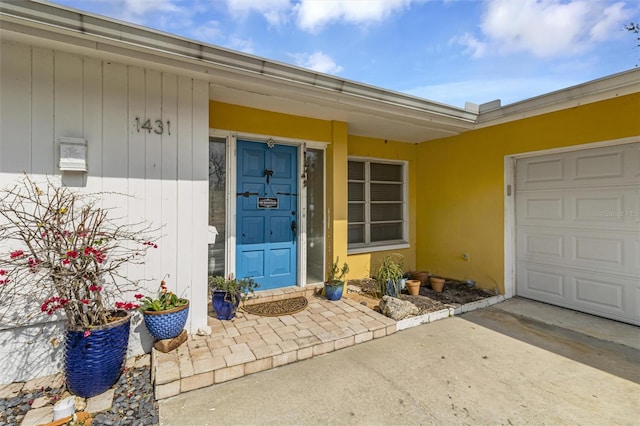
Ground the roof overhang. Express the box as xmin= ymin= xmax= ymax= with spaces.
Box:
xmin=1 ymin=1 xmax=638 ymax=143
xmin=0 ymin=0 xmax=477 ymax=143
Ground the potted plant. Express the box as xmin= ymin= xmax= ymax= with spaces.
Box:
xmin=325 ymin=257 xmax=349 ymax=301
xmin=430 ymin=276 xmax=446 ymax=292
xmin=208 ymin=274 xmax=259 ymax=320
xmin=137 ymin=277 xmax=189 ymax=340
xmin=375 ymin=254 xmax=404 ymax=298
xmin=0 ymin=175 xmax=158 ymax=398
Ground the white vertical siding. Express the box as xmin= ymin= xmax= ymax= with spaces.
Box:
xmin=0 ymin=41 xmax=210 ymax=383
xmin=0 ymin=43 xmax=31 ymax=173
xmin=31 ymin=47 xmax=55 ymax=174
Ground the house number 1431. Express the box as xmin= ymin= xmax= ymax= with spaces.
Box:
xmin=135 ymin=117 xmax=171 ymax=135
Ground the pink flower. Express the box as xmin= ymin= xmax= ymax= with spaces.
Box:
xmin=0 ymin=270 xmax=6 ymax=275
xmin=10 ymin=250 xmax=24 ymax=259
xmin=83 ymin=330 xmax=91 ymax=338
xmin=66 ymin=250 xmax=78 ymax=258
xmin=80 ymin=299 xmax=90 ymax=305
xmin=89 ymin=285 xmax=102 ymax=293
xmin=41 ymin=297 xmax=70 ymax=315
xmin=0 ymin=279 xmax=9 ymax=285
xmin=62 ymin=259 xmax=70 ymax=265
xmin=134 ymin=293 xmax=144 ymax=299
xmin=115 ymin=301 xmax=140 ymax=310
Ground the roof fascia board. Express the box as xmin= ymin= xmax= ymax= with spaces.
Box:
xmin=476 ymin=69 xmax=640 ymax=127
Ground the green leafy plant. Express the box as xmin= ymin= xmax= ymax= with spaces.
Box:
xmin=208 ymin=274 xmax=259 ymax=305
xmin=375 ymin=254 xmax=404 ymax=297
xmin=326 ymin=257 xmax=349 ymax=286
xmin=137 ymin=278 xmax=188 ymax=312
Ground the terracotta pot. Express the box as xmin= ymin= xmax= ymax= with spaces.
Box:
xmin=430 ymin=277 xmax=445 ymax=293
xmin=411 ymin=271 xmax=430 ymax=286
xmin=406 ymin=279 xmax=421 ymax=296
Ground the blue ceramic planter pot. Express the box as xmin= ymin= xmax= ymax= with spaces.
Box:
xmin=143 ymin=301 xmax=189 ymax=340
xmin=386 ymin=280 xmax=399 ymax=298
xmin=212 ymin=290 xmax=240 ymax=320
xmin=324 ymin=281 xmax=344 ymax=301
xmin=64 ymin=311 xmax=131 ymax=398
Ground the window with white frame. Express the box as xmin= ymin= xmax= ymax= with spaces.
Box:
xmin=348 ymin=159 xmax=407 ymax=250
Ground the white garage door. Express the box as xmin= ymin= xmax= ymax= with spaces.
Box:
xmin=516 ymin=143 xmax=640 ymax=325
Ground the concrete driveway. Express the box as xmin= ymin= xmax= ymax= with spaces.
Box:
xmin=159 ymin=298 xmax=640 ymax=425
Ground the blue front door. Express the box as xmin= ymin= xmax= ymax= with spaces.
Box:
xmin=236 ymin=140 xmax=298 ymax=290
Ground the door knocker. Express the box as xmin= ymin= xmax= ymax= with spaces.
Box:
xmin=263 ymin=169 xmax=274 ymax=184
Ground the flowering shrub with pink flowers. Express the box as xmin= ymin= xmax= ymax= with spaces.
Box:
xmin=0 ymin=175 xmax=158 ymax=330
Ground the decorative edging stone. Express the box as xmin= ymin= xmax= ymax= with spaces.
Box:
xmin=396 ymin=308 xmax=452 ymax=330
xmin=396 ymin=295 xmax=505 ymax=331
xmin=451 ymin=294 xmax=505 ymax=315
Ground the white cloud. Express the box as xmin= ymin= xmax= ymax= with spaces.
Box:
xmin=450 ymin=33 xmax=487 ymax=58
xmin=456 ymin=0 xmax=634 ymax=58
xmin=116 ymin=0 xmax=182 ymax=22
xmin=225 ymin=0 xmax=291 ymax=26
xmin=293 ymin=51 xmax=344 ymax=74
xmin=295 ymin=0 xmax=419 ymax=32
xmin=590 ymin=2 xmax=629 ymax=41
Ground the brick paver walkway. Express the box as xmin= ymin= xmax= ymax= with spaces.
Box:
xmin=152 ymin=286 xmax=396 ymax=399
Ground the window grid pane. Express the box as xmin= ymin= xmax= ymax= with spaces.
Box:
xmin=347 ymin=159 xmax=406 ymax=248
xmin=370 ymin=183 xmax=402 ymax=201
xmin=370 ymin=163 xmax=402 ymax=181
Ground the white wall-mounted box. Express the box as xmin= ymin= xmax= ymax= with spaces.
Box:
xmin=58 ymin=137 xmax=87 ymax=171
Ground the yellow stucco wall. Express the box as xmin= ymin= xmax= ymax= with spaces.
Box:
xmin=209 ymin=101 xmax=420 ymax=282
xmin=415 ymin=93 xmax=640 ymax=293
xmin=210 ymin=101 xmax=333 ymax=142
xmin=210 ymin=101 xmax=357 ymax=281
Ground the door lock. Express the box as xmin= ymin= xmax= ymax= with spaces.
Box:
xmin=291 ymin=219 xmax=297 ymax=243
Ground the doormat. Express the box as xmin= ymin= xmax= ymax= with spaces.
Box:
xmin=242 ymin=296 xmax=308 ymax=317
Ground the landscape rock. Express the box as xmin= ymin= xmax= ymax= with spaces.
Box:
xmin=379 ymin=295 xmax=419 ymax=320
xmin=196 ymin=325 xmax=212 ymax=336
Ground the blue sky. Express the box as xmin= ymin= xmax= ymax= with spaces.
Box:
xmin=48 ymin=0 xmax=639 ymax=108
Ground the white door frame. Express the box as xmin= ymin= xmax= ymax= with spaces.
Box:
xmin=503 ymin=135 xmax=640 ymax=299
xmin=209 ymin=129 xmax=327 ymax=287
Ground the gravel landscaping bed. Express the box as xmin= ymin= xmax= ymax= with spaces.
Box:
xmin=0 ymin=363 xmax=158 ymax=426
xmin=350 ymin=277 xmax=497 ymax=315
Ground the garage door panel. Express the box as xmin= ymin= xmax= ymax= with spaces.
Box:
xmin=522 ymin=158 xmax=564 ymax=184
xmin=574 ymin=150 xmax=623 ymax=180
xmin=517 ymin=144 xmax=639 ymax=190
xmin=521 ymin=232 xmax=564 ymax=258
xmin=519 ymin=264 xmax=565 ymax=298
xmin=517 ymin=189 xmax=636 ymax=230
xmin=574 ymin=236 xmax=622 ymax=266
xmin=521 ymin=197 xmax=564 ymax=220
xmin=516 ymin=142 xmax=639 ymax=325
xmin=575 ymin=276 xmax=624 ymax=311
xmin=517 ymin=261 xmax=639 ymax=324
xmin=518 ymin=228 xmax=637 ymax=276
